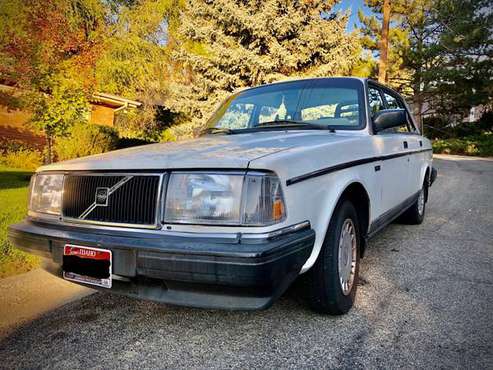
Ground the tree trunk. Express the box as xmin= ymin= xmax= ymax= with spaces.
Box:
xmin=413 ymin=93 xmax=424 ymax=134
xmin=46 ymin=134 xmax=53 ymax=164
xmin=378 ymin=0 xmax=391 ymax=83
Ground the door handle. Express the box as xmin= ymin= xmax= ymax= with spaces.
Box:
xmin=403 ymin=141 xmax=408 ymax=149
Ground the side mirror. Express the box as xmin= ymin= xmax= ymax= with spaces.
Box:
xmin=373 ymin=109 xmax=407 ymax=133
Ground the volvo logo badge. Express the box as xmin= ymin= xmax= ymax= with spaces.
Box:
xmin=95 ymin=187 xmax=109 ymax=206
xmin=79 ymin=176 xmax=133 ymax=219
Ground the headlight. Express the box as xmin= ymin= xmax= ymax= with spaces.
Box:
xmin=29 ymin=174 xmax=64 ymax=215
xmin=164 ymin=172 xmax=286 ymax=226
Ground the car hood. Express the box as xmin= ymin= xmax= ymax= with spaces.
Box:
xmin=38 ymin=131 xmax=358 ymax=172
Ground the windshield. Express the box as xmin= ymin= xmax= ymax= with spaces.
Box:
xmin=207 ymin=78 xmax=365 ymax=131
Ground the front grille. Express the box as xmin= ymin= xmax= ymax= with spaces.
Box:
xmin=62 ymin=174 xmax=161 ymax=227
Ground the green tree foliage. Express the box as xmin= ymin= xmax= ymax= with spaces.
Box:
xmin=95 ymin=0 xmax=182 ymax=140
xmin=422 ymin=0 xmax=493 ymax=119
xmin=54 ymin=122 xmax=119 ymax=160
xmin=0 ymin=0 xmax=107 ymax=90
xmin=165 ymin=0 xmax=361 ymax=138
xmin=357 ymin=0 xmax=412 ymax=90
xmin=399 ymin=0 xmax=492 ymax=128
xmin=397 ymin=0 xmax=435 ymax=128
xmin=30 ymin=79 xmax=90 ymax=161
xmin=0 ymin=0 xmax=108 ymax=161
xmin=359 ymin=0 xmax=492 ymax=129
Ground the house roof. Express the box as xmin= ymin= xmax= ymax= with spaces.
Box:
xmin=0 ymin=84 xmax=142 ymax=110
xmin=91 ymin=92 xmax=142 ymax=109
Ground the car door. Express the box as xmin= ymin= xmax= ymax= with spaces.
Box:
xmin=381 ymin=89 xmax=422 ymax=196
xmin=368 ymin=84 xmax=412 ymax=214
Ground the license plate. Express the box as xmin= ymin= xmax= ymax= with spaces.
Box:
xmin=63 ymin=244 xmax=112 ymax=288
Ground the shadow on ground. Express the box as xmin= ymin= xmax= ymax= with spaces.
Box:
xmin=0 ymin=170 xmax=32 ymax=190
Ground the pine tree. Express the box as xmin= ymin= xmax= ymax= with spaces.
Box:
xmin=399 ymin=0 xmax=436 ymax=130
xmin=165 ymin=0 xmax=361 ymax=139
xmin=357 ymin=0 xmax=411 ymax=90
xmin=359 ymin=0 xmax=492 ymax=129
xmin=422 ymin=0 xmax=493 ymax=121
xmin=378 ymin=0 xmax=391 ymax=83
xmin=95 ymin=0 xmax=182 ymax=140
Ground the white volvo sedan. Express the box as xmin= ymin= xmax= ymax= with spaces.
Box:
xmin=9 ymin=77 xmax=437 ymax=314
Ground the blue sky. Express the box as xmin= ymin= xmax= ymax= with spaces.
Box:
xmin=333 ymin=0 xmax=374 ymax=31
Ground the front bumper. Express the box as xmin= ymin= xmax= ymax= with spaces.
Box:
xmin=8 ymin=220 xmax=315 ymax=310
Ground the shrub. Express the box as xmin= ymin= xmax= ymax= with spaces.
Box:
xmin=116 ymin=137 xmax=155 ymax=149
xmin=1 ymin=148 xmax=43 ymax=170
xmin=432 ymin=132 xmax=493 ymax=157
xmin=0 ymin=140 xmax=43 ymax=170
xmin=159 ymin=120 xmax=200 ymax=142
xmin=54 ymin=123 xmax=118 ymax=160
xmin=424 ymin=112 xmax=493 ymax=140
xmin=160 ymin=128 xmax=177 ymax=142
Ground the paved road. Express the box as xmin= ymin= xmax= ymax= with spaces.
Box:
xmin=0 ymin=269 xmax=91 ymax=338
xmin=0 ymin=155 xmax=492 ymax=369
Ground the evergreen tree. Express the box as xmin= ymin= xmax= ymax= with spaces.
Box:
xmin=165 ymin=0 xmax=361 ymax=139
xmin=359 ymin=0 xmax=492 ymax=129
xmin=423 ymin=0 xmax=493 ymax=121
xmin=357 ymin=0 xmax=411 ymax=90
xmin=95 ymin=0 xmax=182 ymax=140
xmin=400 ymin=0 xmax=439 ymax=129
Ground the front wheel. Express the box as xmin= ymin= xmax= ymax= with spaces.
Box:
xmin=306 ymin=200 xmax=361 ymax=315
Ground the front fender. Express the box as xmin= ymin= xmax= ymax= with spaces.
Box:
xmin=284 ymin=168 xmax=375 ymax=274
xmin=419 ymin=154 xmax=433 ymax=187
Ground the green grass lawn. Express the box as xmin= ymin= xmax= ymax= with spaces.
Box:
xmin=0 ymin=165 xmax=39 ymax=278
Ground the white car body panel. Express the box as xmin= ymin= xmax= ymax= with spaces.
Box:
xmin=35 ymin=78 xmax=434 ymax=275
xmin=250 ymin=131 xmax=432 ymax=272
xmin=38 ymin=132 xmax=353 ymax=172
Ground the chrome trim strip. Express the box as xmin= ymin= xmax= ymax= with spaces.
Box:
xmin=60 ymin=172 xmax=154 ymax=176
xmin=28 ymin=211 xmax=60 ymax=222
xmin=155 ymin=230 xmax=240 ymax=240
xmin=28 ymin=215 xmax=310 ymax=241
xmin=30 ymin=213 xmax=165 ymax=232
xmin=111 ymin=274 xmax=131 ymax=282
xmin=62 ymin=217 xmax=159 ymax=230
xmin=78 ymin=203 xmax=98 ymax=220
xmin=241 ymin=221 xmax=311 ymax=239
xmin=155 ymin=173 xmax=165 ymax=227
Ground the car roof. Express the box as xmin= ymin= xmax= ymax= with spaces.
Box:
xmin=234 ymin=76 xmax=368 ymax=94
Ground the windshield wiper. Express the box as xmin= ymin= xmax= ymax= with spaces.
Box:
xmin=206 ymin=121 xmax=336 ymax=135
xmin=256 ymin=120 xmax=307 ymax=127
xmin=206 ymin=127 xmax=234 ymax=135
xmin=256 ymin=120 xmax=335 ymax=131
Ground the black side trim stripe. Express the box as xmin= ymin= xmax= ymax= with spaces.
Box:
xmin=286 ymin=148 xmax=432 ymax=186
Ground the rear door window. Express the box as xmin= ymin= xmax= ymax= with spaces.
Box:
xmin=380 ymin=90 xmax=416 ymax=133
xmin=368 ymin=87 xmax=385 ymax=116
xmin=383 ymin=92 xmax=403 ymax=109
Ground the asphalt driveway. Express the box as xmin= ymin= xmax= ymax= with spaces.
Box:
xmin=0 ymin=155 xmax=492 ymax=369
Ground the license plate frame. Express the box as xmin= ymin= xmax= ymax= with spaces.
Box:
xmin=63 ymin=244 xmax=112 ymax=288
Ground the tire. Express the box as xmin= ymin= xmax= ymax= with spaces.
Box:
xmin=306 ymin=200 xmax=361 ymax=315
xmin=400 ymin=180 xmax=427 ymax=225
